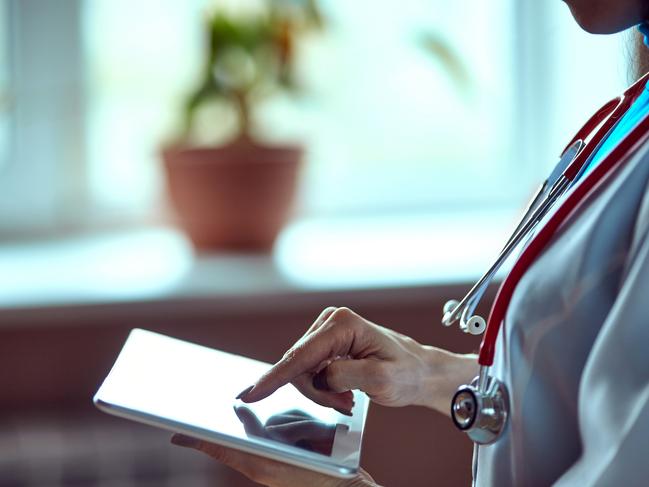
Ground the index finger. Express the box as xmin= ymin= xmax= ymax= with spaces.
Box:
xmin=240 ymin=324 xmax=348 ymax=403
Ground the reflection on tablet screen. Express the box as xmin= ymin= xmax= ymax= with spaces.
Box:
xmin=93 ymin=328 xmax=365 ymax=470
xmin=234 ymin=405 xmax=340 ymax=456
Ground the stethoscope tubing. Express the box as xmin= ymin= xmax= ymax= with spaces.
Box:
xmin=443 ymin=174 xmax=570 ymax=329
xmin=480 ymin=75 xmax=649 ymax=366
xmin=448 ymin=71 xmax=649 ymax=455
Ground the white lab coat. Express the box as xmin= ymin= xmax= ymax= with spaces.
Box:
xmin=476 ymin=138 xmax=649 ymax=486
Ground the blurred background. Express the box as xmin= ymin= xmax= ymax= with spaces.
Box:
xmin=0 ymin=0 xmax=631 ymax=486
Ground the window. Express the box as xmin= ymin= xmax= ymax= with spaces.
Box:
xmin=83 ymin=0 xmax=517 ymax=217
xmin=0 ymin=0 xmax=630 ymax=235
xmin=0 ymin=0 xmax=86 ymax=234
xmin=83 ymin=0 xmax=208 ymax=217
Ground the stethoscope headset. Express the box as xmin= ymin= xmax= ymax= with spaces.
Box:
xmin=442 ymin=72 xmax=649 ymax=447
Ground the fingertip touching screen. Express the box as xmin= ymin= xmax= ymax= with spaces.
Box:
xmin=94 ymin=329 xmax=368 ymax=478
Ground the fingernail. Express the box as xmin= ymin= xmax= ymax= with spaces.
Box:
xmin=171 ymin=433 xmax=200 ymax=448
xmin=335 ymin=407 xmax=353 ymax=417
xmin=312 ymin=370 xmax=329 ymax=391
xmin=236 ymin=385 xmax=254 ymax=400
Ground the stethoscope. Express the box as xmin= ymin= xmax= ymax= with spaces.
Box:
xmin=443 ymin=72 xmax=649 ymax=450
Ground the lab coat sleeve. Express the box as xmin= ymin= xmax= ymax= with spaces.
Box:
xmin=553 ymin=182 xmax=649 ymax=486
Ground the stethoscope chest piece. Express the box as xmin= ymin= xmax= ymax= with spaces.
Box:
xmin=442 ymin=73 xmax=649 ymax=451
xmin=451 ymin=374 xmax=509 ymax=445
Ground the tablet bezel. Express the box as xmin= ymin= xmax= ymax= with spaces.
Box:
xmin=93 ymin=329 xmax=369 ymax=479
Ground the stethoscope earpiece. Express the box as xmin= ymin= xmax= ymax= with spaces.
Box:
xmin=442 ymin=73 xmax=649 ymax=451
xmin=442 ymin=299 xmax=460 ymax=326
xmin=466 ymin=316 xmax=487 ymax=335
xmin=443 ymin=299 xmax=488 ymax=335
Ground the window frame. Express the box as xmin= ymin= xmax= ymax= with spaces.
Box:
xmin=0 ymin=0 xmax=626 ymax=237
xmin=0 ymin=0 xmax=88 ymax=236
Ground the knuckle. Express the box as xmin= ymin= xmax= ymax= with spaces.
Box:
xmin=281 ymin=347 xmax=300 ymax=365
xmin=328 ymin=308 xmax=361 ymax=334
xmin=331 ymin=306 xmax=354 ymax=321
xmin=309 ymin=307 xmax=339 ymax=333
xmin=320 ymin=307 xmax=368 ymax=349
xmin=322 ymin=306 xmax=339 ymax=316
xmin=282 ymin=348 xmax=294 ymax=360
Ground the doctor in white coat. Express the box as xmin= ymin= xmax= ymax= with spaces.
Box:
xmin=172 ymin=1 xmax=649 ymax=485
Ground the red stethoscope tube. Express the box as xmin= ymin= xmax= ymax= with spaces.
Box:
xmin=479 ymin=73 xmax=649 ymax=366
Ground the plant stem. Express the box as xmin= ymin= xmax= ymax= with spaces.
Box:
xmin=233 ymin=90 xmax=252 ymax=141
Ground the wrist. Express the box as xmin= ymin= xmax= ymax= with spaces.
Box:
xmin=416 ymin=347 xmax=479 ymax=416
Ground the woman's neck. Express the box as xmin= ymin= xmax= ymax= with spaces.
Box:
xmin=630 ymin=27 xmax=649 ymax=83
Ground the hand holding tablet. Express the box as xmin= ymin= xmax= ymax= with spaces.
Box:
xmin=93 ymin=307 xmax=448 ymax=486
xmin=94 ymin=329 xmax=370 ymax=479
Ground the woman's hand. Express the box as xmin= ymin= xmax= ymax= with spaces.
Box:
xmin=171 ymin=434 xmax=378 ymax=487
xmin=170 ymin=308 xmax=475 ymax=487
xmin=239 ymin=307 xmax=477 ymax=415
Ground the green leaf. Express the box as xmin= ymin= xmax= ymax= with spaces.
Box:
xmin=180 ymin=1 xmax=326 ymax=140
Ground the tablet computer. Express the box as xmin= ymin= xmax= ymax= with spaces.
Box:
xmin=93 ymin=329 xmax=369 ymax=478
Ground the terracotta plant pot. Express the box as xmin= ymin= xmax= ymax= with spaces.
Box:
xmin=162 ymin=141 xmax=302 ymax=251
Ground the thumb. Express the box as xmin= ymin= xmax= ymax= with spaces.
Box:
xmin=323 ymin=358 xmax=384 ymax=395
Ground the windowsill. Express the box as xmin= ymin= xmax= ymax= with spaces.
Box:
xmin=0 ymin=209 xmax=518 ymax=313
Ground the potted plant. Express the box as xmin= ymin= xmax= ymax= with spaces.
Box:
xmin=163 ymin=0 xmax=323 ymax=251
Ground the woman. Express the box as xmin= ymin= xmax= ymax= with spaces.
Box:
xmin=172 ymin=1 xmax=649 ymax=485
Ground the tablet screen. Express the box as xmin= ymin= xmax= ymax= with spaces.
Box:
xmin=94 ymin=329 xmax=367 ymax=477
xmin=233 ymin=404 xmax=338 ymax=456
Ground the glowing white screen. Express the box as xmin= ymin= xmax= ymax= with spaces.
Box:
xmin=95 ymin=329 xmax=366 ymax=473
